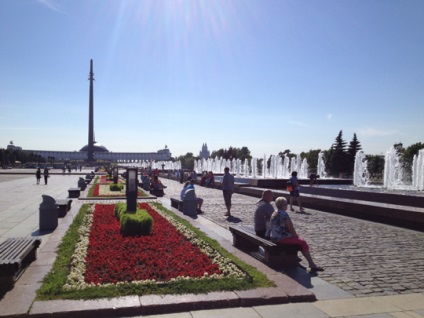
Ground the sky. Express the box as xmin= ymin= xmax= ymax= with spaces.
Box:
xmin=1 ymin=0 xmax=423 ymax=159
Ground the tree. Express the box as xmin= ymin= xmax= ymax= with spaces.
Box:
xmin=327 ymin=130 xmax=348 ymax=177
xmin=401 ymin=142 xmax=424 ymax=171
xmin=175 ymin=152 xmax=197 ymax=170
xmin=366 ymin=155 xmax=385 ymax=179
xmin=346 ymin=133 xmax=362 ymax=176
xmin=300 ymin=149 xmax=322 ymax=173
xmin=210 ymin=146 xmax=252 ymax=161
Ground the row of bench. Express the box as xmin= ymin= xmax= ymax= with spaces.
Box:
xmin=1 ymin=175 xmax=96 ymax=294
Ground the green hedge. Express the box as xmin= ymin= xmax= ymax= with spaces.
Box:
xmin=114 ymin=203 xmax=153 ymax=236
xmin=109 ymin=183 xmax=124 ymax=191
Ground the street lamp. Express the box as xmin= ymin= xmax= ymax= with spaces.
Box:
xmin=113 ymin=166 xmax=118 ymax=184
xmin=126 ymin=168 xmax=138 ymax=212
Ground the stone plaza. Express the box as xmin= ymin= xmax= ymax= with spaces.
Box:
xmin=0 ymin=169 xmax=424 ymax=317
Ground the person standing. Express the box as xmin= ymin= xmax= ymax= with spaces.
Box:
xmin=289 ymin=171 xmax=304 ymax=212
xmin=222 ymin=167 xmax=235 ymax=216
xmin=43 ymin=167 xmax=49 ymax=185
xmin=35 ymin=168 xmax=41 ymax=185
xmin=254 ymin=190 xmax=274 ymax=238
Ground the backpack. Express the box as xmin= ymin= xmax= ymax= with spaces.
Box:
xmin=286 ymin=180 xmax=293 ymax=192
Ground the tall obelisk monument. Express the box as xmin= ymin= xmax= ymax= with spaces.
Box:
xmin=87 ymin=59 xmax=95 ymax=162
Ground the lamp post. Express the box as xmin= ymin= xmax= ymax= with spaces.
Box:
xmin=126 ymin=168 xmax=138 ymax=212
xmin=113 ymin=166 xmax=118 ymax=184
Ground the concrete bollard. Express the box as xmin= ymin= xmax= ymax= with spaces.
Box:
xmin=78 ymin=177 xmax=87 ymax=191
xmin=39 ymin=195 xmax=58 ymax=231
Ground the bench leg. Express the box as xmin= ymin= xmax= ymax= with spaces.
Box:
xmin=265 ymin=249 xmax=300 ymax=269
xmin=0 ymin=275 xmax=14 ymax=294
xmin=233 ymin=235 xmax=258 ymax=252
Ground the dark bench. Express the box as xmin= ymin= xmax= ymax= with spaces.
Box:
xmin=170 ymin=198 xmax=183 ymax=211
xmin=229 ymin=225 xmax=300 ymax=269
xmin=56 ymin=199 xmax=72 ymax=218
xmin=150 ymin=189 xmax=164 ymax=197
xmin=0 ymin=237 xmax=41 ymax=291
xmin=68 ymin=188 xmax=81 ymax=198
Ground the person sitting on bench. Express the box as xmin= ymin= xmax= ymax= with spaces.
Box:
xmin=254 ymin=189 xmax=274 ymax=239
xmin=180 ymin=181 xmax=190 ymax=200
xmin=150 ymin=175 xmax=167 ymax=191
xmin=270 ymin=197 xmax=324 ymax=272
xmin=186 ymin=179 xmax=204 ymax=214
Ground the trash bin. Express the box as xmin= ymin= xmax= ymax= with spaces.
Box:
xmin=183 ymin=189 xmax=197 ymax=217
xmin=39 ymin=195 xmax=58 ymax=231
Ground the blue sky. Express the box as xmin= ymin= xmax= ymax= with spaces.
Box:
xmin=1 ymin=0 xmax=423 ymax=159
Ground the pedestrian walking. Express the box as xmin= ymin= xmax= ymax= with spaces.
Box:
xmin=35 ymin=168 xmax=41 ymax=185
xmin=43 ymin=167 xmax=49 ymax=185
xmin=288 ymin=171 xmax=304 ymax=212
xmin=222 ymin=167 xmax=235 ymax=216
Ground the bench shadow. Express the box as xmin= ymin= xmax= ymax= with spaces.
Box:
xmin=31 ymin=229 xmax=55 ymax=236
xmin=295 ymin=211 xmax=312 ymax=215
xmin=283 ymin=265 xmax=314 ymax=288
xmin=227 ymin=216 xmax=242 ymax=223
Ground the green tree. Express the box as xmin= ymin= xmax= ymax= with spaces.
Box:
xmin=328 ymin=130 xmax=348 ymax=177
xmin=211 ymin=146 xmax=252 ymax=161
xmin=346 ymin=133 xmax=362 ymax=176
xmin=175 ymin=152 xmax=197 ymax=170
xmin=401 ymin=142 xmax=424 ymax=171
xmin=366 ymin=155 xmax=385 ymax=179
xmin=300 ymin=149 xmax=321 ymax=173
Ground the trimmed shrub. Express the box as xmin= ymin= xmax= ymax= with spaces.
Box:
xmin=114 ymin=202 xmax=127 ymax=220
xmin=109 ymin=183 xmax=124 ymax=191
xmin=120 ymin=209 xmax=153 ymax=236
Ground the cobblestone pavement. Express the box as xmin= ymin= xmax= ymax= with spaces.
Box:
xmin=161 ymin=177 xmax=424 ymax=298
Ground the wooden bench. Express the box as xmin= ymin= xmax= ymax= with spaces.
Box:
xmin=56 ymin=199 xmax=72 ymax=218
xmin=0 ymin=237 xmax=41 ymax=291
xmin=170 ymin=198 xmax=183 ymax=211
xmin=229 ymin=225 xmax=300 ymax=269
xmin=68 ymin=188 xmax=81 ymax=198
xmin=150 ymin=189 xmax=164 ymax=197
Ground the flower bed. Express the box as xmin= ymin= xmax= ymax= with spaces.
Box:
xmin=63 ymin=202 xmax=247 ymax=291
xmin=99 ymin=175 xmax=119 ymax=184
xmin=90 ymin=182 xmax=145 ymax=197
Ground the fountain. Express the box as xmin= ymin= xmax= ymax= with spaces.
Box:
xmin=317 ymin=152 xmax=327 ymax=178
xmin=353 ymin=150 xmax=370 ymax=187
xmin=412 ymin=149 xmax=424 ymax=191
xmin=383 ymin=146 xmax=406 ymax=190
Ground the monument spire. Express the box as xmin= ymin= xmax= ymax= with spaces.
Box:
xmin=87 ymin=59 xmax=95 ymax=162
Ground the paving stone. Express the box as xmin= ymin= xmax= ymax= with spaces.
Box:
xmin=140 ymin=291 xmax=240 ymax=316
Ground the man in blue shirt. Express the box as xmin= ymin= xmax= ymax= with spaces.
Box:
xmin=222 ymin=167 xmax=235 ymax=216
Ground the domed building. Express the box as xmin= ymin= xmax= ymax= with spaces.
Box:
xmin=79 ymin=142 xmax=109 ymax=153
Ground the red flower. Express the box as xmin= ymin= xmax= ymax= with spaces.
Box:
xmin=84 ymin=203 xmax=222 ymax=285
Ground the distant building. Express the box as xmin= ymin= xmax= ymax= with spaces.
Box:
xmin=6 ymin=144 xmax=22 ymax=151
xmin=23 ymin=147 xmax=171 ymax=162
xmin=199 ymin=143 xmax=210 ymax=159
xmin=4 ymin=60 xmax=173 ymax=163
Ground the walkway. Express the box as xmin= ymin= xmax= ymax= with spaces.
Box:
xmin=0 ymin=170 xmax=423 ymax=318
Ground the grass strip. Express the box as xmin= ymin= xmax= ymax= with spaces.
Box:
xmin=36 ymin=202 xmax=274 ymax=300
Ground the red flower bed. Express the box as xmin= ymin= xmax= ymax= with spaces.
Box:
xmin=91 ymin=184 xmax=143 ymax=197
xmin=84 ymin=203 xmax=222 ymax=284
xmin=99 ymin=176 xmax=117 ymax=183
